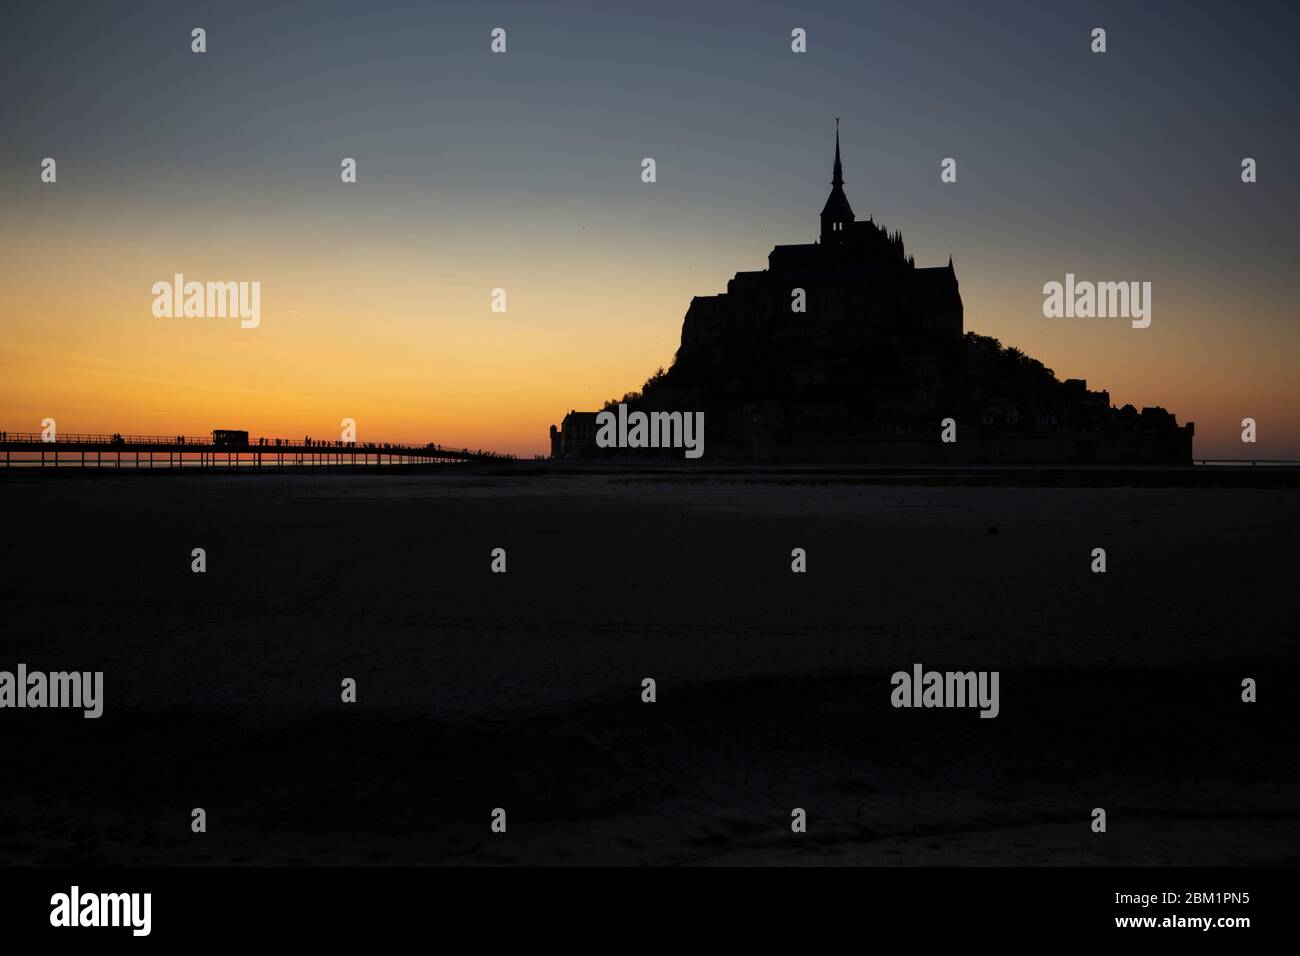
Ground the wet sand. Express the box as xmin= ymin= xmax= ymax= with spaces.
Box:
xmin=1 ymin=470 xmax=1296 ymax=865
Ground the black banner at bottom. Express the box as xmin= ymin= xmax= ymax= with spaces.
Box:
xmin=0 ymin=866 xmax=1279 ymax=943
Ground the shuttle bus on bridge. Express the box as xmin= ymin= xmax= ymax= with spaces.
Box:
xmin=212 ymin=429 xmax=250 ymax=448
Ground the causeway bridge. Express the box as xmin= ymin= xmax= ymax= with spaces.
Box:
xmin=0 ymin=431 xmax=515 ymax=470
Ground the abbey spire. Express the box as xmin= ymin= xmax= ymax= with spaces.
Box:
xmin=832 ymin=119 xmax=844 ymax=187
xmin=820 ymin=119 xmax=855 ymax=244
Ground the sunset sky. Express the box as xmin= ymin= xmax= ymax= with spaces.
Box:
xmin=2 ymin=0 xmax=1297 ymax=458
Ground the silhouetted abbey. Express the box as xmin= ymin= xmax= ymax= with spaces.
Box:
xmin=552 ymin=126 xmax=1193 ymax=464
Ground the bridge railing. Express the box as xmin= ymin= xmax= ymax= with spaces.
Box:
xmin=0 ymin=432 xmax=514 ymax=459
xmin=0 ymin=432 xmax=191 ymax=446
xmin=1193 ymin=459 xmax=1300 ymax=466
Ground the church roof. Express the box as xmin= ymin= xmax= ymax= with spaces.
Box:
xmin=821 ymin=186 xmax=854 ymax=220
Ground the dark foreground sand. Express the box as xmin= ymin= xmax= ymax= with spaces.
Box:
xmin=1 ymin=469 xmax=1296 ymax=865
